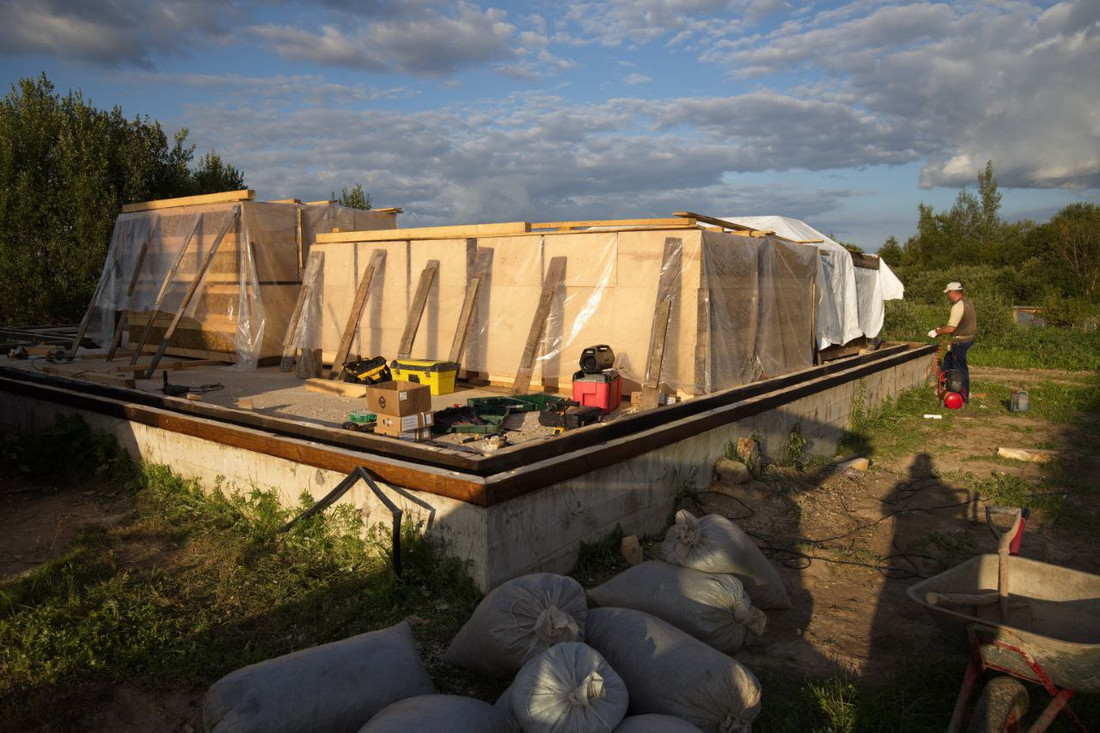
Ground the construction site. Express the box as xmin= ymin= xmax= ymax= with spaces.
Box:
xmin=4 ymin=189 xmax=1097 ymax=732
xmin=0 ymin=188 xmax=922 ymax=587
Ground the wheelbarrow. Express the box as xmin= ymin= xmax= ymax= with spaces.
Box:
xmin=908 ymin=507 xmax=1100 ymax=731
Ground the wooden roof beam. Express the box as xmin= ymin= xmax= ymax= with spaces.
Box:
xmin=121 ymin=189 xmax=254 ymax=213
xmin=317 ymin=221 xmax=531 ymax=244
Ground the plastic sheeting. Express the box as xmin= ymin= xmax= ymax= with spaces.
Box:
xmin=721 ymin=215 xmax=904 ymax=347
xmin=85 ymin=201 xmax=390 ymax=366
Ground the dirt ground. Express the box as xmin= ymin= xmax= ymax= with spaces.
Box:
xmin=2 ymin=365 xmax=1097 ymax=730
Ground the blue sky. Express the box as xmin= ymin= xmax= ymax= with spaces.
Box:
xmin=1 ymin=0 xmax=1097 ymax=251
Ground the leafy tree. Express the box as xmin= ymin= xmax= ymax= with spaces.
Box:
xmin=877 ymin=236 xmax=902 ymax=267
xmin=1042 ymin=203 xmax=1100 ymax=300
xmin=188 ymin=151 xmax=245 ymax=196
xmin=335 ymin=183 xmax=371 ymax=210
xmin=901 ymin=161 xmax=1004 ymax=269
xmin=0 ymin=74 xmax=246 ymax=326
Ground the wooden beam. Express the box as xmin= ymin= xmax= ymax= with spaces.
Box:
xmin=305 ymin=200 xmax=336 ymax=206
xmin=41 ymin=366 xmax=136 ymax=389
xmin=267 ymin=198 xmax=301 ymax=204
xmin=317 ymin=221 xmax=530 ymax=244
xmin=129 ymin=214 xmax=204 ymax=364
xmin=531 ymin=218 xmax=696 ymax=230
xmin=371 ymin=207 xmax=403 ymax=214
xmin=121 ymin=189 xmax=254 ymax=214
xmin=280 ymin=250 xmax=325 ymax=372
xmin=672 ymin=211 xmax=754 ymax=232
xmin=694 ymin=287 xmax=710 ymax=396
xmin=142 ymin=207 xmax=241 ymax=379
xmin=112 ymin=358 xmax=225 ymax=373
xmin=511 ymin=256 xmax=566 ymax=394
xmin=397 ymin=260 xmax=440 ymax=358
xmin=106 ymin=233 xmax=154 ymax=361
xmin=640 ymin=237 xmax=682 ymax=410
xmin=304 ymin=378 xmax=366 ymax=398
xmin=849 ymin=251 xmax=881 ymax=270
xmin=448 ymin=249 xmax=492 ymax=365
xmin=330 ymin=249 xmax=386 ymax=377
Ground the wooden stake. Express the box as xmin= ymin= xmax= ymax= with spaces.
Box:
xmin=694 ymin=286 xmax=710 ymax=396
xmin=329 ymin=249 xmax=386 ymax=377
xmin=141 ymin=207 xmax=241 ymax=379
xmin=397 ymin=260 xmax=440 ymax=358
xmin=511 ymin=256 xmax=566 ymax=394
xmin=129 ymin=214 xmax=204 ymax=364
xmin=448 ymin=250 xmax=492 ymax=365
xmin=279 ymin=250 xmax=325 ymax=372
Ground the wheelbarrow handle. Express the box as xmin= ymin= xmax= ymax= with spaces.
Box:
xmin=986 ymin=506 xmax=1023 ymax=624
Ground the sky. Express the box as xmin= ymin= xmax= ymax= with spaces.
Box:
xmin=0 ymin=0 xmax=1097 ymax=252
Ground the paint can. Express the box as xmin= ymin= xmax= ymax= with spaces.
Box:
xmin=1010 ymin=390 xmax=1029 ymax=412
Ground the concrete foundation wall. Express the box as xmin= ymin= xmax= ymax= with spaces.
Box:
xmin=0 ymin=352 xmax=930 ymax=591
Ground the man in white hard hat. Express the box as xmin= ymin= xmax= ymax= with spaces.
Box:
xmin=927 ymin=282 xmax=977 ymax=403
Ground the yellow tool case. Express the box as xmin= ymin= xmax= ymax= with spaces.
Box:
xmin=389 ymin=359 xmax=460 ymax=395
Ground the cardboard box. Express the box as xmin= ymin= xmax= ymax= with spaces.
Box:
xmin=375 ymin=411 xmax=434 ymax=437
xmin=365 ymin=380 xmax=431 ymax=417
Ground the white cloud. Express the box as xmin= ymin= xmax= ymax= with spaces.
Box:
xmin=252 ymin=4 xmax=520 ymax=76
xmin=699 ymin=0 xmax=1100 ymax=189
xmin=0 ymin=0 xmax=232 ymax=67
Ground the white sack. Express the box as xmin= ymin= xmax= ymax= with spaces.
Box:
xmin=358 ymin=694 xmax=511 ymax=732
xmin=661 ymin=510 xmax=791 ymax=610
xmin=584 ymin=607 xmax=761 ymax=733
xmin=496 ymin=641 xmax=629 ymax=733
xmin=614 ymin=714 xmax=705 ymax=732
xmin=204 ymin=621 xmax=436 ymax=733
xmin=587 ymin=560 xmax=766 ymax=654
xmin=445 ymin=573 xmax=587 ymax=679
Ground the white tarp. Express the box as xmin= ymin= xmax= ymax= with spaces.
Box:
xmin=721 ymin=215 xmax=903 ymax=347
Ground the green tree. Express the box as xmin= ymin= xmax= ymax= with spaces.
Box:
xmin=877 ymin=236 xmax=902 ymax=266
xmin=188 ymin=151 xmax=245 ymax=196
xmin=335 ymin=183 xmax=371 ymax=210
xmin=902 ymin=161 xmax=1004 ymax=269
xmin=1043 ymin=203 xmax=1100 ymax=300
xmin=0 ymin=74 xmax=246 ymax=326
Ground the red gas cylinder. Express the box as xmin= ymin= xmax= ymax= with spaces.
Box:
xmin=944 ymin=392 xmax=963 ymax=410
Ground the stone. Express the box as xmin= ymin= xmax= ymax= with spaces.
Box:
xmin=837 ymin=457 xmax=870 ymax=471
xmin=735 ymin=437 xmax=761 ymax=474
xmin=714 ymin=457 xmax=752 ymax=484
xmin=620 ymin=535 xmax=644 ymax=565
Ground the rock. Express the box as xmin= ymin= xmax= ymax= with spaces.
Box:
xmin=837 ymin=457 xmax=870 ymax=471
xmin=997 ymin=447 xmax=1057 ymax=463
xmin=621 ymin=535 xmax=644 ymax=565
xmin=714 ymin=458 xmax=752 ymax=484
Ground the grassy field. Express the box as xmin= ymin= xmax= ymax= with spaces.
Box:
xmin=3 ymin=354 xmax=1098 ymax=732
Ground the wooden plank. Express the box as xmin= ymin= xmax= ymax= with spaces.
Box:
xmin=397 ymin=260 xmax=440 ymax=358
xmin=41 ymin=365 xmax=136 ymax=389
xmin=106 ymin=234 xmax=154 ymax=361
xmin=142 ymin=207 xmax=241 ymax=379
xmin=849 ymin=251 xmax=881 ymax=270
xmin=639 ymin=237 xmax=683 ymax=410
xmin=531 ymin=218 xmax=695 ymax=230
xmin=128 ymin=214 xmax=204 ymax=364
xmin=330 ymin=249 xmax=386 ymax=376
xmin=279 ymin=251 xmax=325 ymax=372
xmin=121 ymin=189 xmax=254 ymax=213
xmin=448 ymin=250 xmax=492 ymax=365
xmin=639 ymin=299 xmax=673 ymax=410
xmin=673 ymin=211 xmax=755 ymax=232
xmin=268 ymin=198 xmax=301 ymax=204
xmin=317 ymin=221 xmax=530 ymax=244
xmin=112 ymin=358 xmax=225 ymax=373
xmin=304 ymin=378 xmax=366 ymax=398
xmin=511 ymin=256 xmax=566 ymax=394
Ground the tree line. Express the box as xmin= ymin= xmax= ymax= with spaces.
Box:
xmin=877 ymin=162 xmax=1099 ymax=318
xmin=0 ymin=74 xmax=374 ymax=328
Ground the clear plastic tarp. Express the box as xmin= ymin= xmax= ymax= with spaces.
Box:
xmin=85 ymin=200 xmax=394 ymax=366
xmin=721 ymin=215 xmax=903 ymax=347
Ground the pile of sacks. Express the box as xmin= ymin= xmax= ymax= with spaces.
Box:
xmin=202 ymin=510 xmax=789 ymax=732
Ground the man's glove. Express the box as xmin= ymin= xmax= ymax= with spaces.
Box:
xmin=927 ymin=329 xmax=938 ymax=338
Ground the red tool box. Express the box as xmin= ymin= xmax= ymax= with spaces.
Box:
xmin=572 ymin=369 xmax=622 ymax=412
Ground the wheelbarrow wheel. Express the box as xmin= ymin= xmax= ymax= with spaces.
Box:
xmin=967 ymin=676 xmax=1029 ymax=733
